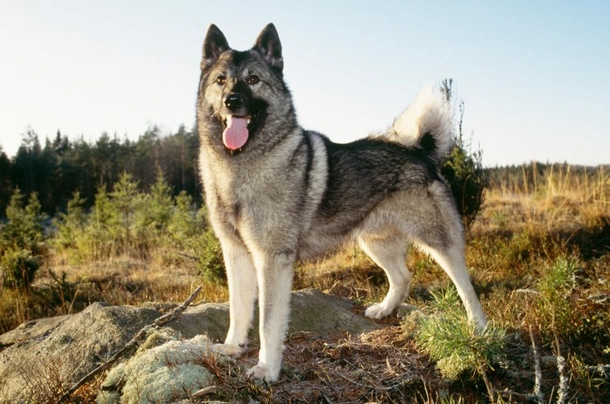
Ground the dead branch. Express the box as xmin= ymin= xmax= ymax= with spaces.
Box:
xmin=530 ymin=326 xmax=544 ymax=403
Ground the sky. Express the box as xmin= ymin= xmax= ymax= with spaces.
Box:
xmin=1 ymin=1 xmax=609 ymax=167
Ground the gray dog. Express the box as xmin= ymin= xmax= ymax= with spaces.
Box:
xmin=197 ymin=23 xmax=487 ymax=382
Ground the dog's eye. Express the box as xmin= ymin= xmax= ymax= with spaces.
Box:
xmin=247 ymin=75 xmax=259 ymax=85
xmin=216 ymin=76 xmax=226 ymax=85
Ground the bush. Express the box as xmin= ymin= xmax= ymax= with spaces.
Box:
xmin=0 ymin=189 xmax=46 ymax=289
xmin=193 ymin=227 xmax=226 ymax=285
xmin=536 ymin=256 xmax=579 ymax=338
xmin=53 ymin=191 xmax=87 ymax=252
xmin=0 ymin=248 xmax=41 ymax=289
xmin=414 ymin=287 xmax=506 ymax=401
xmin=440 ymin=79 xmax=488 ymax=230
xmin=51 ymin=172 xmax=228 ymax=286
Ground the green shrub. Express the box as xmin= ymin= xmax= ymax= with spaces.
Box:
xmin=51 ymin=173 xmax=228 ymax=286
xmin=0 ymin=189 xmax=45 ymax=252
xmin=53 ymin=191 xmax=87 ymax=254
xmin=414 ymin=287 xmax=506 ymax=401
xmin=193 ymin=227 xmax=226 ymax=285
xmin=0 ymin=189 xmax=46 ymax=289
xmin=0 ymin=248 xmax=41 ymax=289
xmin=82 ymin=184 xmax=121 ymax=260
xmin=147 ymin=168 xmax=174 ymax=232
xmin=167 ymin=191 xmax=200 ymax=246
xmin=440 ymin=79 xmax=488 ymax=230
xmin=536 ymin=256 xmax=579 ymax=338
xmin=442 ymin=140 xmax=487 ymax=230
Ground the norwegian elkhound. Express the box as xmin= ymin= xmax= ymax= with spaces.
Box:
xmin=197 ymin=23 xmax=487 ymax=382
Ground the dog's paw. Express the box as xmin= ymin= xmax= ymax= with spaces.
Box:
xmin=246 ymin=363 xmax=280 ymax=383
xmin=364 ymin=303 xmax=392 ymax=319
xmin=211 ymin=343 xmax=245 ymax=357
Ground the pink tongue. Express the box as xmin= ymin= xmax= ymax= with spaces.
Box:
xmin=223 ymin=116 xmax=249 ymax=150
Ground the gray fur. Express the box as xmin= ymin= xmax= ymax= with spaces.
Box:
xmin=197 ymin=23 xmax=487 ymax=382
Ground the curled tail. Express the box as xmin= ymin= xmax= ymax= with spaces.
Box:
xmin=379 ymin=87 xmax=454 ymax=165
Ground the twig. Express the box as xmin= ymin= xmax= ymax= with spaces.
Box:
xmin=586 ymin=364 xmax=610 ymax=377
xmin=553 ymin=319 xmax=569 ymax=404
xmin=587 ymin=293 xmax=610 ymax=304
xmin=513 ymin=289 xmax=541 ymax=295
xmin=556 ymin=355 xmax=569 ymax=404
xmin=496 ymin=389 xmax=536 ymax=400
xmin=478 ymin=364 xmax=495 ymax=403
xmin=56 ymin=286 xmax=202 ymax=403
xmin=177 ymin=252 xmax=198 ymax=261
xmin=192 ymin=385 xmax=217 ymax=398
xmin=333 ymin=371 xmax=369 ymax=389
xmin=529 ymin=326 xmax=544 ymax=403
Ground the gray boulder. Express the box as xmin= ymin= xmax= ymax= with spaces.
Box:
xmin=0 ymin=288 xmax=379 ymax=403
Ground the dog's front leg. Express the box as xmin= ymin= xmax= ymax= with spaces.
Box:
xmin=246 ymin=250 xmax=295 ymax=382
xmin=212 ymin=237 xmax=257 ymax=357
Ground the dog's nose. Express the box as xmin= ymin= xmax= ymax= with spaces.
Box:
xmin=224 ymin=93 xmax=243 ymax=111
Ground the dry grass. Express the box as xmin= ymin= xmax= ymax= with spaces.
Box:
xmin=2 ymin=163 xmax=609 ymax=402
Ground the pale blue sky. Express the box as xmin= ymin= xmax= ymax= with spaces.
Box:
xmin=1 ymin=1 xmax=609 ymax=166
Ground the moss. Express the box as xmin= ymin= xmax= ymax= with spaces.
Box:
xmin=98 ymin=335 xmax=216 ymax=404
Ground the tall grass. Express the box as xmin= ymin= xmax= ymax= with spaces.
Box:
xmin=486 ymin=163 xmax=608 ymax=230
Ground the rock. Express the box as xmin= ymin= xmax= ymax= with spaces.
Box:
xmin=170 ymin=302 xmax=230 ymax=342
xmin=171 ymin=288 xmax=380 ymax=342
xmin=0 ymin=314 xmax=71 ymax=348
xmin=395 ymin=303 xmax=420 ymax=319
xmin=0 ymin=302 xmax=161 ymax=403
xmin=288 ymin=288 xmax=379 ymax=336
xmin=0 ymin=288 xmax=379 ymax=403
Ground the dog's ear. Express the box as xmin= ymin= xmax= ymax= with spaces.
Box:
xmin=202 ymin=24 xmax=230 ymax=70
xmin=253 ymin=23 xmax=283 ymax=74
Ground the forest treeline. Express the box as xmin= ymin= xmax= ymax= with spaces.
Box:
xmin=0 ymin=125 xmax=606 ymax=219
xmin=0 ymin=125 xmax=202 ymax=217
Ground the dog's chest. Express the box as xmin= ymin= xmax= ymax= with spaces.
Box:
xmin=208 ymin=164 xmax=287 ymax=224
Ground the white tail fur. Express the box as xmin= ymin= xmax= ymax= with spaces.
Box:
xmin=379 ymin=87 xmax=454 ymax=164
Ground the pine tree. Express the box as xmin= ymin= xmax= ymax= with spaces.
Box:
xmin=440 ymin=79 xmax=488 ymax=230
xmin=0 ymin=189 xmax=46 ymax=289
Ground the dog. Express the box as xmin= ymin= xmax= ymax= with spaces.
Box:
xmin=196 ymin=23 xmax=487 ymax=382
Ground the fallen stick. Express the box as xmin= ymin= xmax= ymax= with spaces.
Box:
xmin=530 ymin=326 xmax=544 ymax=403
xmin=56 ymin=285 xmax=202 ymax=404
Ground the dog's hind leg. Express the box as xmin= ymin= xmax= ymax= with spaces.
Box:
xmin=408 ymin=183 xmax=488 ymax=328
xmin=359 ymin=234 xmax=413 ymax=319
xmin=422 ymin=242 xmax=487 ymax=328
xmin=212 ymin=237 xmax=257 ymax=358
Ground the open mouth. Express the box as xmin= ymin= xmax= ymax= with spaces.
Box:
xmin=221 ymin=113 xmax=258 ymax=153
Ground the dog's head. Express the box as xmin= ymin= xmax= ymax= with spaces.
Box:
xmin=197 ymin=23 xmax=291 ymax=155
